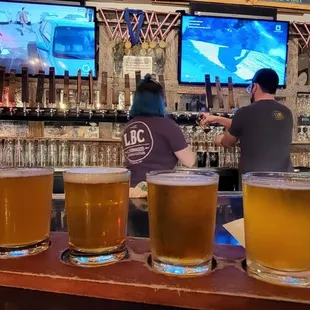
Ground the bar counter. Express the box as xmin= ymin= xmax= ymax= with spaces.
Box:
xmin=0 ymin=193 xmax=309 ymax=310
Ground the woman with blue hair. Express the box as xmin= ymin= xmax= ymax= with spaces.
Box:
xmin=122 ymin=74 xmax=196 ymax=189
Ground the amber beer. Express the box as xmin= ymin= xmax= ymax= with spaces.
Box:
xmin=243 ymin=172 xmax=310 ymax=287
xmin=64 ymin=168 xmax=130 ymax=266
xmin=0 ymin=168 xmax=53 ymax=258
xmin=147 ymin=170 xmax=219 ymax=276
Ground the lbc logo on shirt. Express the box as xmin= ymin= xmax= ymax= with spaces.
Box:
xmin=124 ymin=129 xmax=145 ymax=146
xmin=123 ymin=121 xmax=154 ymax=164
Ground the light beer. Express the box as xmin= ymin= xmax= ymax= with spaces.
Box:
xmin=147 ymin=170 xmax=219 ymax=276
xmin=243 ymin=172 xmax=310 ymax=287
xmin=0 ymin=168 xmax=53 ymax=257
xmin=64 ymin=168 xmax=130 ymax=266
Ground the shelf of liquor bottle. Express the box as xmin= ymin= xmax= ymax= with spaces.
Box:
xmin=0 ymin=233 xmax=309 ymax=310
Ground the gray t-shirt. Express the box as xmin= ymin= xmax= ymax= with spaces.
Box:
xmin=123 ymin=116 xmax=188 ymax=187
xmin=229 ymin=100 xmax=293 ymax=174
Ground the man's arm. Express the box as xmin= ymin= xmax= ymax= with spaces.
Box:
xmin=215 ymin=134 xmax=238 ymax=148
xmin=201 ymin=113 xmax=232 ymax=130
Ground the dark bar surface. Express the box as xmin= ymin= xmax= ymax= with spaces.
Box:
xmin=0 ymin=233 xmax=309 ymax=310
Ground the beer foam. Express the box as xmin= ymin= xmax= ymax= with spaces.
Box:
xmin=0 ymin=168 xmax=53 ymax=178
xmin=64 ymin=167 xmax=130 ymax=184
xmin=147 ymin=172 xmax=218 ymax=186
xmin=244 ymin=174 xmax=310 ymax=190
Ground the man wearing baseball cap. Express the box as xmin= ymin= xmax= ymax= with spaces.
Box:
xmin=201 ymin=68 xmax=293 ymax=174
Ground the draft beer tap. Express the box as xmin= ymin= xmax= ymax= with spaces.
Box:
xmin=124 ymin=73 xmax=131 ymax=120
xmin=88 ymin=70 xmax=94 ymax=119
xmin=48 ymin=67 xmax=56 ymax=117
xmin=112 ymin=74 xmax=119 ymax=121
xmin=21 ymin=66 xmax=30 ymax=116
xmin=36 ymin=70 xmax=45 ymax=117
xmin=100 ymin=71 xmax=108 ymax=118
xmin=76 ymin=69 xmax=82 ymax=117
xmin=62 ymin=70 xmax=70 ymax=117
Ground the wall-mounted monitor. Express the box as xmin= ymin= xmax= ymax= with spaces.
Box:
xmin=0 ymin=0 xmax=96 ymax=78
xmin=178 ymin=14 xmax=289 ymax=87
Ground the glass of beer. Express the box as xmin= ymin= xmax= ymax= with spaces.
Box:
xmin=243 ymin=172 xmax=310 ymax=287
xmin=64 ymin=168 xmax=130 ymax=267
xmin=0 ymin=168 xmax=53 ymax=258
xmin=147 ymin=169 xmax=219 ymax=276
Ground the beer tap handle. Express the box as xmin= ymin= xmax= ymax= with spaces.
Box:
xmin=48 ymin=67 xmax=56 ymax=107
xmin=228 ymin=77 xmax=235 ymax=110
xmin=124 ymin=73 xmax=130 ymax=112
xmin=76 ymin=69 xmax=82 ymax=110
xmin=100 ymin=71 xmax=108 ymax=107
xmin=8 ymin=70 xmax=16 ymax=107
xmin=36 ymin=70 xmax=45 ymax=107
xmin=175 ymin=102 xmax=178 ymax=111
xmin=112 ymin=74 xmax=119 ymax=110
xmin=158 ymin=75 xmax=167 ymax=107
xmin=63 ymin=70 xmax=69 ymax=108
xmin=21 ymin=66 xmax=29 ymax=105
xmin=205 ymin=74 xmax=213 ymax=112
xmin=135 ymin=70 xmax=141 ymax=89
xmin=88 ymin=70 xmax=94 ymax=107
xmin=215 ymin=76 xmax=224 ymax=111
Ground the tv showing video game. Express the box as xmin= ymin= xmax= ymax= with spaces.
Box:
xmin=0 ymin=1 xmax=96 ymax=77
xmin=179 ymin=15 xmax=289 ymax=86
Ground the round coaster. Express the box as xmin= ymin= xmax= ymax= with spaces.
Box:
xmin=61 ymin=247 xmax=129 ymax=268
xmin=147 ymin=254 xmax=217 ymax=277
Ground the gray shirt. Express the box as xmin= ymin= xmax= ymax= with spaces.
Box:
xmin=229 ymin=100 xmax=293 ymax=174
xmin=123 ymin=116 xmax=188 ymax=187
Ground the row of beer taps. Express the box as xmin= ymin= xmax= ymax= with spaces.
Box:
xmin=0 ymin=66 xmax=148 ymax=120
xmin=0 ymin=67 xmax=237 ymax=123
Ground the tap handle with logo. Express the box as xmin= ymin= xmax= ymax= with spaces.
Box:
xmin=205 ymin=74 xmax=213 ymax=111
xmin=228 ymin=77 xmax=235 ymax=110
xmin=215 ymin=76 xmax=224 ymax=110
xmin=48 ymin=67 xmax=56 ymax=106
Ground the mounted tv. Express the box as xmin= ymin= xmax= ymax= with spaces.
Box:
xmin=0 ymin=1 xmax=96 ymax=78
xmin=178 ymin=15 xmax=289 ymax=87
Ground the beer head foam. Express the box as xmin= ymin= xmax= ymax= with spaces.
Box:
xmin=243 ymin=173 xmax=310 ymax=190
xmin=147 ymin=172 xmax=219 ymax=186
xmin=0 ymin=168 xmax=53 ymax=178
xmin=64 ymin=168 xmax=130 ymax=184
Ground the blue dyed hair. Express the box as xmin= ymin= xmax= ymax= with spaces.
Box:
xmin=130 ymin=74 xmax=166 ymax=117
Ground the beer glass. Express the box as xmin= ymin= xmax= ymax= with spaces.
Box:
xmin=147 ymin=169 xmax=219 ymax=276
xmin=0 ymin=168 xmax=53 ymax=258
xmin=64 ymin=168 xmax=130 ymax=267
xmin=243 ymin=172 xmax=310 ymax=287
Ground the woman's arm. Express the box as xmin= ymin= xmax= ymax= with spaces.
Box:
xmin=164 ymin=119 xmax=196 ymax=168
xmin=175 ymin=145 xmax=196 ymax=168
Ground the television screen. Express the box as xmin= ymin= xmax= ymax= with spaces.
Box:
xmin=179 ymin=15 xmax=289 ymax=86
xmin=0 ymin=1 xmax=96 ymax=77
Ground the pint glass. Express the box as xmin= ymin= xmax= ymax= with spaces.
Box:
xmin=64 ymin=168 xmax=130 ymax=267
xmin=147 ymin=170 xmax=219 ymax=276
xmin=243 ymin=172 xmax=310 ymax=287
xmin=0 ymin=168 xmax=53 ymax=258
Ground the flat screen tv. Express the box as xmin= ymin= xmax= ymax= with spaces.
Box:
xmin=0 ymin=1 xmax=96 ymax=78
xmin=179 ymin=15 xmax=289 ymax=86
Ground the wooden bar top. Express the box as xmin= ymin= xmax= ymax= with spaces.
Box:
xmin=0 ymin=233 xmax=309 ymax=309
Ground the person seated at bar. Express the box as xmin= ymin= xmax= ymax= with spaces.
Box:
xmin=122 ymin=74 xmax=196 ymax=188
xmin=201 ymin=68 xmax=293 ymax=174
